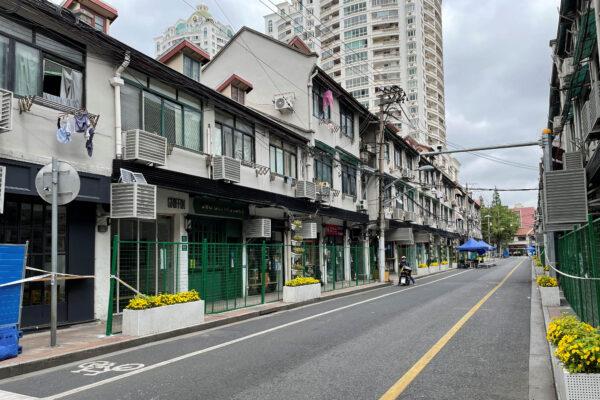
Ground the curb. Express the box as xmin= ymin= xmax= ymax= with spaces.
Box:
xmin=0 ymin=282 xmax=391 ymax=380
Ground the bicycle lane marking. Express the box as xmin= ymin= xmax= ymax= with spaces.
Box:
xmin=37 ymin=268 xmax=475 ymax=400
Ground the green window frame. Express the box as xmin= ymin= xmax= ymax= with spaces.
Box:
xmin=339 ymin=103 xmax=354 ymax=138
xmin=314 ymin=154 xmax=333 ymax=185
xmin=214 ymin=110 xmax=255 ymax=162
xmin=341 ymin=163 xmax=357 ymax=196
xmin=269 ymin=137 xmax=297 ymax=178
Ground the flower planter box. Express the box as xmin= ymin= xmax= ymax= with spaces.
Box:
xmin=539 ymin=286 xmax=560 ymax=307
xmin=440 ymin=265 xmax=449 ymax=271
xmin=416 ymin=268 xmax=429 ymax=276
xmin=549 ymin=344 xmax=600 ymax=400
xmin=535 ymin=266 xmax=544 ymax=276
xmin=122 ymin=300 xmax=204 ymax=336
xmin=283 ymin=283 xmax=321 ymax=303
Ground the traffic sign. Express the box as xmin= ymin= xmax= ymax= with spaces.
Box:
xmin=35 ymin=161 xmax=80 ymax=205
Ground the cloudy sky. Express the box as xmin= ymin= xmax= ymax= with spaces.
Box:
xmin=90 ymin=0 xmax=560 ymax=207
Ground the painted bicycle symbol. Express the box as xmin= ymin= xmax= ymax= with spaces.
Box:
xmin=71 ymin=360 xmax=145 ymax=376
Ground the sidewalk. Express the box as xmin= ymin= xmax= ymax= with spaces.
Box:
xmin=0 ymin=281 xmax=389 ymax=379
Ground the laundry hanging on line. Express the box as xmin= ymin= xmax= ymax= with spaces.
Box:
xmin=55 ymin=111 xmax=96 ymax=157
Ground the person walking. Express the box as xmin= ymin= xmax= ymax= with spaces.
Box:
xmin=399 ymin=255 xmax=415 ymax=285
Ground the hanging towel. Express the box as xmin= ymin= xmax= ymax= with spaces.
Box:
xmin=56 ymin=117 xmax=72 ymax=144
xmin=85 ymin=128 xmax=95 ymax=157
xmin=322 ymin=89 xmax=334 ymax=113
xmin=74 ymin=111 xmax=90 ymax=133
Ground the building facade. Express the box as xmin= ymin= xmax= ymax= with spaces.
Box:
xmin=263 ymin=0 xmax=447 ymax=148
xmin=509 ymin=205 xmax=535 ymax=255
xmin=154 ymin=3 xmax=234 ymax=59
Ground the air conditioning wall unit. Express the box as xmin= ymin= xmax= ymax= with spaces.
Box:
xmin=404 ymin=211 xmax=416 ymax=222
xmin=110 ymin=183 xmax=157 ymax=220
xmin=300 ymin=222 xmax=318 ymax=239
xmin=274 ymin=94 xmax=294 ymax=112
xmin=357 ymin=200 xmax=367 ymax=212
xmin=0 ymin=89 xmax=13 ymax=133
xmin=393 ymin=209 xmax=405 ymax=221
xmin=244 ymin=218 xmax=272 ymax=238
xmin=401 ymin=168 xmax=414 ymax=180
xmin=564 ymin=151 xmax=583 ymax=170
xmin=213 ymin=155 xmax=241 ymax=183
xmin=122 ymin=129 xmax=167 ymax=166
xmin=543 ymin=169 xmax=588 ymax=231
xmin=588 ymin=81 xmax=600 ymax=140
xmin=296 ymin=180 xmax=316 ymax=200
xmin=0 ymin=165 xmax=5 ymax=214
xmin=582 ymin=101 xmax=591 ymax=139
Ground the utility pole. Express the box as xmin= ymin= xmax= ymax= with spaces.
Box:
xmin=376 ymin=86 xmax=405 ymax=283
xmin=541 ymin=128 xmax=556 ymax=276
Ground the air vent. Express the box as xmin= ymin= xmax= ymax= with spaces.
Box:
xmin=543 ymin=169 xmax=588 ymax=231
xmin=212 ymin=155 xmax=241 ymax=182
xmin=0 ymin=165 xmax=5 ymax=213
xmin=122 ymin=129 xmax=167 ymax=165
xmin=300 ymin=222 xmax=317 ymax=239
xmin=244 ymin=218 xmax=272 ymax=238
xmin=0 ymin=89 xmax=13 ymax=133
xmin=110 ymin=183 xmax=157 ymax=219
xmin=296 ymin=180 xmax=316 ymax=200
xmin=564 ymin=151 xmax=583 ymax=170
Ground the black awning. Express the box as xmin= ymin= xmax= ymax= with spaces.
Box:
xmin=113 ymin=160 xmax=369 ymax=224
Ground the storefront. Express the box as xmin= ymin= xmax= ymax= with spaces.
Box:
xmin=0 ymin=159 xmax=109 ymax=329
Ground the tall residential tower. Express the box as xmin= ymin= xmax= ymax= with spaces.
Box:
xmin=264 ymin=0 xmax=446 ymax=147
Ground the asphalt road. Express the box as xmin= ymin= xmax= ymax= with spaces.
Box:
xmin=0 ymin=257 xmax=531 ymax=400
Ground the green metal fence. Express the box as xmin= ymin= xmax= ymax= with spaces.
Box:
xmin=557 ymin=215 xmax=600 ymax=327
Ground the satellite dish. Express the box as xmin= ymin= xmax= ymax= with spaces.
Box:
xmin=35 ymin=161 xmax=80 ymax=206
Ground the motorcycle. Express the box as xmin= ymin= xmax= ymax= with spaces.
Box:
xmin=399 ymin=266 xmax=413 ymax=286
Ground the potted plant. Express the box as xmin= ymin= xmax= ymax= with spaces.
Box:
xmin=546 ymin=315 xmax=600 ymax=399
xmin=122 ymin=290 xmax=204 ymax=336
xmin=283 ymin=276 xmax=321 ymax=303
xmin=537 ymin=275 xmax=559 ymax=306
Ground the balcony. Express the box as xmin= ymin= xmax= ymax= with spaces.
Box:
xmin=372 ymin=50 xmax=400 ymax=60
xmin=371 ymin=40 xmax=400 ymax=49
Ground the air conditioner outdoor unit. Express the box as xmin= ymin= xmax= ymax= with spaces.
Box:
xmin=317 ymin=183 xmax=331 ymax=203
xmin=244 ymin=218 xmax=272 ymax=238
xmin=0 ymin=165 xmax=5 ymax=214
xmin=274 ymin=95 xmax=294 ymax=112
xmin=563 ymin=57 xmax=575 ymax=76
xmin=588 ymin=81 xmax=600 ymax=140
xmin=357 ymin=200 xmax=367 ymax=212
xmin=564 ymin=151 xmax=583 ymax=170
xmin=0 ymin=89 xmax=12 ymax=133
xmin=360 ymin=151 xmax=370 ymax=163
xmin=296 ymin=180 xmax=316 ymax=200
xmin=543 ymin=169 xmax=588 ymax=231
xmin=122 ymin=129 xmax=167 ymax=166
xmin=393 ymin=209 xmax=405 ymax=221
xmin=581 ymin=101 xmax=591 ymax=138
xmin=404 ymin=211 xmax=416 ymax=222
xmin=110 ymin=183 xmax=157 ymax=220
xmin=552 ymin=116 xmax=563 ymax=134
xmin=422 ymin=216 xmax=431 ymax=226
xmin=213 ymin=155 xmax=241 ymax=183
xmin=300 ymin=222 xmax=318 ymax=239
xmin=401 ymin=168 xmax=413 ymax=180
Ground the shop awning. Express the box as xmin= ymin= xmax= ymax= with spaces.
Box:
xmin=573 ymin=11 xmax=597 ymax=64
xmin=336 ymin=146 xmax=361 ymax=166
xmin=414 ymin=231 xmax=431 ymax=244
xmin=388 ymin=228 xmax=414 ymax=244
xmin=314 ymin=140 xmax=336 ymax=156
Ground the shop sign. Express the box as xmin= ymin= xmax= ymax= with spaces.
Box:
xmin=157 ymin=189 xmax=189 ymax=214
xmin=324 ymin=224 xmax=344 ymax=237
xmin=191 ymin=197 xmax=247 ymax=219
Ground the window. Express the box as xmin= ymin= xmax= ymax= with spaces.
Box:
xmin=314 ymin=154 xmax=333 ymax=185
xmin=407 ymin=16 xmax=415 ymax=25
xmin=344 ymin=14 xmax=367 ymax=28
xmin=312 ymin=84 xmax=331 ymax=119
xmin=0 ymin=24 xmax=84 ymax=108
xmin=394 ymin=147 xmax=402 ymax=168
xmin=344 ymin=27 xmax=367 ymax=40
xmin=350 ymin=88 xmax=369 ymax=99
xmin=214 ymin=110 xmax=254 ymax=161
xmin=231 ymin=85 xmax=245 ymax=104
xmin=407 ymin=190 xmax=415 ymax=212
xmin=408 ymin=54 xmax=416 ymax=63
xmin=345 ymin=50 xmax=368 ymax=64
xmin=408 ymin=92 xmax=417 ymax=101
xmin=407 ymin=29 xmax=415 ymax=37
xmin=408 ymin=42 xmax=416 ymax=50
xmin=342 ymin=164 xmax=357 ymax=196
xmin=408 ymin=67 xmax=417 ymax=76
xmin=269 ymin=137 xmax=297 ymax=178
xmin=121 ymin=83 xmax=202 ymax=151
xmin=340 ymin=103 xmax=354 ymax=138
xmin=183 ymin=55 xmax=201 ymax=81
xmin=94 ymin=15 xmax=105 ymax=31
xmin=268 ymin=20 xmax=273 ymax=33
xmin=346 ymin=76 xmax=369 ymax=88
xmin=344 ymin=2 xmax=366 ymax=15
xmin=345 ymin=39 xmax=368 ymax=52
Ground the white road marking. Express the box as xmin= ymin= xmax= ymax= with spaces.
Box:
xmin=42 ymin=268 xmax=474 ymax=400
xmin=0 ymin=389 xmax=40 ymax=399
xmin=70 ymin=361 xmax=145 ymax=376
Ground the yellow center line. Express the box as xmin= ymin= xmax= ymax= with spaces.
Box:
xmin=378 ymin=259 xmax=526 ymax=400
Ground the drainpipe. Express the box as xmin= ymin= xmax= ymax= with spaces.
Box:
xmin=110 ymin=51 xmax=131 ymax=159
xmin=305 ymin=68 xmax=319 ymax=181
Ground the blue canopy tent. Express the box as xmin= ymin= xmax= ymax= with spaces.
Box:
xmin=457 ymin=238 xmax=487 ymax=253
xmin=477 ymin=240 xmax=495 ymax=251
xmin=527 ymin=245 xmax=536 ymax=256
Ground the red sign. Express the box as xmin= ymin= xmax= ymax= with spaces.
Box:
xmin=325 ymin=224 xmax=344 ymax=237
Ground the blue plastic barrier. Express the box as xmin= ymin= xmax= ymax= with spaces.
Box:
xmin=0 ymin=244 xmax=27 ymax=361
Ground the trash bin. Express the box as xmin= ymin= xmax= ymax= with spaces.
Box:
xmin=0 ymin=324 xmax=23 ymax=361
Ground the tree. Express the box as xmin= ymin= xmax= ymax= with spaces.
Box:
xmin=480 ymin=190 xmax=520 ymax=252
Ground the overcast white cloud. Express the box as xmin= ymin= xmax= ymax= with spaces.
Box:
xmin=79 ymin=0 xmax=560 ymax=207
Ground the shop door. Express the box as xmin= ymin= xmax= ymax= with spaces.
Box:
xmin=157 ymin=216 xmax=175 ymax=294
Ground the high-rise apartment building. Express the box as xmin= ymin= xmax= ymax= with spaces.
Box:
xmin=264 ymin=0 xmax=446 ymax=147
xmin=154 ymin=3 xmax=234 ymax=58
